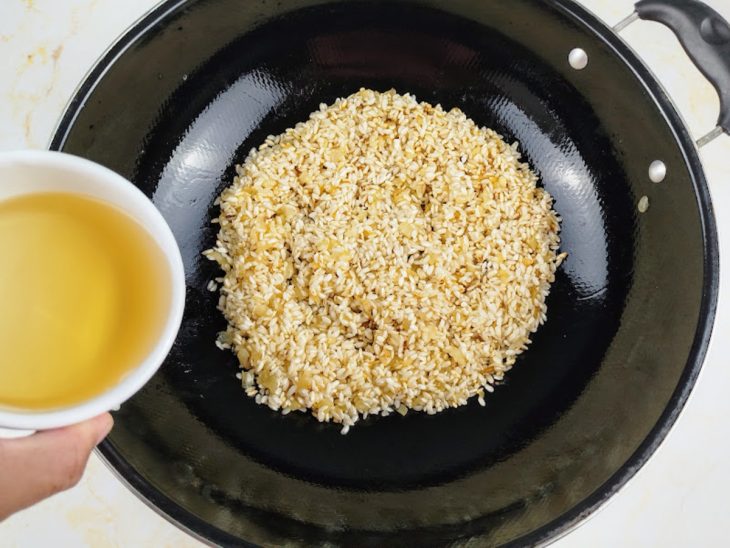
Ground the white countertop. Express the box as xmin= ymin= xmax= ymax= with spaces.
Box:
xmin=1 ymin=0 xmax=729 ymax=545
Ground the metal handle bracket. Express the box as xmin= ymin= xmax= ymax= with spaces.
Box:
xmin=615 ymin=0 xmax=730 ymax=147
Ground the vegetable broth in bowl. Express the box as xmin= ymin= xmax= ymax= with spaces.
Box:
xmin=0 ymin=150 xmax=185 ymax=432
xmin=0 ymin=192 xmax=171 ymax=411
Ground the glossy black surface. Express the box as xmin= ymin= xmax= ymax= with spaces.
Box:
xmin=51 ymin=0 xmax=718 ymax=546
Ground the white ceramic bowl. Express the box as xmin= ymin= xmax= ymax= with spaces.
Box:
xmin=0 ymin=150 xmax=185 ymax=432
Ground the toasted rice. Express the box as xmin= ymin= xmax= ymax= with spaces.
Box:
xmin=204 ymin=88 xmax=565 ymax=432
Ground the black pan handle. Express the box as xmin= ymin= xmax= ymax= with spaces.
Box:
xmin=635 ymin=0 xmax=730 ymax=141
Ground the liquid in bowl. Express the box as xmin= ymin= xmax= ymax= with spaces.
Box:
xmin=0 ymin=191 xmax=171 ymax=411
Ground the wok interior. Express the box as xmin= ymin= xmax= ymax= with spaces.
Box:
xmin=57 ymin=0 xmax=708 ymax=544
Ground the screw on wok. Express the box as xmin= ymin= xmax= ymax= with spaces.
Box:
xmin=568 ymin=48 xmax=588 ymax=70
xmin=649 ymin=160 xmax=667 ymax=183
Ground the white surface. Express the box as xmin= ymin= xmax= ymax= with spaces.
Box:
xmin=0 ymin=150 xmax=186 ymax=432
xmin=0 ymin=0 xmax=728 ymax=545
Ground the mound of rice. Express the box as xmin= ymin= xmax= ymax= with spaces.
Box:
xmin=205 ymin=88 xmax=565 ymax=433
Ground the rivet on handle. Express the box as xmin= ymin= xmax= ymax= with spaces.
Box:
xmin=568 ymin=48 xmax=588 ymax=70
xmin=649 ymin=160 xmax=667 ymax=182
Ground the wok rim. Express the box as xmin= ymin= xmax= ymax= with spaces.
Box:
xmin=50 ymin=0 xmax=720 ymax=545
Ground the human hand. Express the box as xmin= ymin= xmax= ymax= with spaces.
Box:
xmin=0 ymin=413 xmax=113 ymax=521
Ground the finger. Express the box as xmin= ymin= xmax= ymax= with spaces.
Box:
xmin=0 ymin=413 xmax=113 ymax=521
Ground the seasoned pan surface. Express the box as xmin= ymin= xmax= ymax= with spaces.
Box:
xmin=52 ymin=0 xmax=718 ymax=545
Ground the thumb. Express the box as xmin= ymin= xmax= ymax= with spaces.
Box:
xmin=0 ymin=413 xmax=113 ymax=521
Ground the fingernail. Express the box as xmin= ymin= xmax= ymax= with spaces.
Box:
xmin=95 ymin=413 xmax=114 ymax=445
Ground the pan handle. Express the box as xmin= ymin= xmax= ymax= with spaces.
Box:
xmin=627 ymin=0 xmax=730 ymax=146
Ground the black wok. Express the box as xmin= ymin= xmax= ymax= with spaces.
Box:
xmin=50 ymin=0 xmax=726 ymax=545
